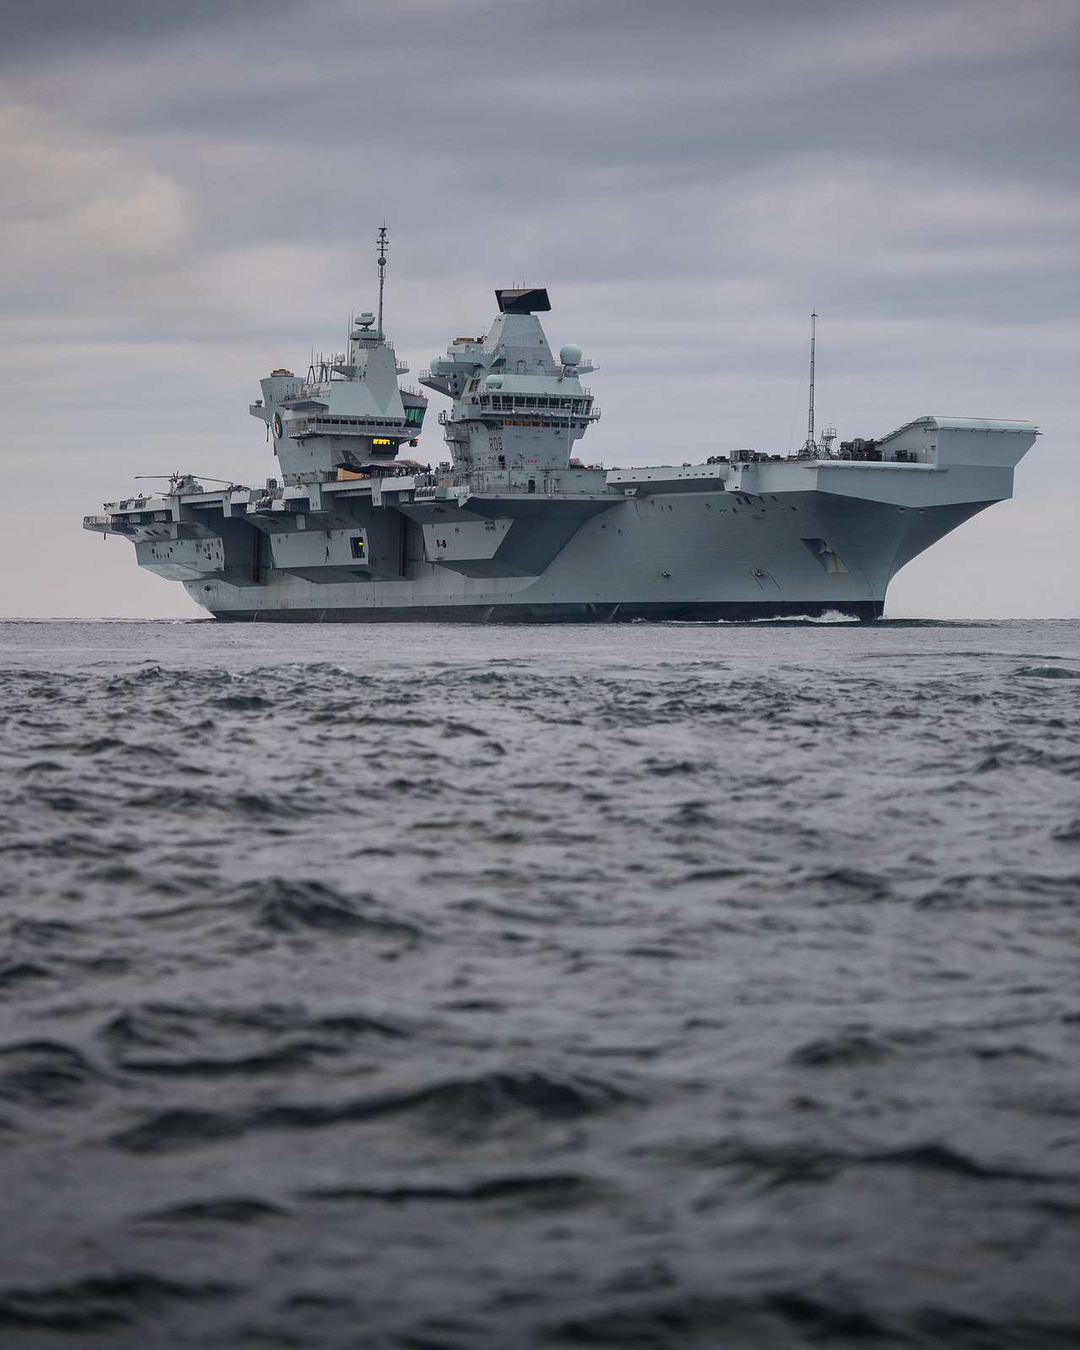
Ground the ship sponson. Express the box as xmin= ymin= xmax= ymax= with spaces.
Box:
xmin=84 ymin=261 xmax=1037 ymax=622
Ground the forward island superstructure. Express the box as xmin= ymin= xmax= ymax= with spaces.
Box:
xmin=84 ymin=233 xmax=1038 ymax=621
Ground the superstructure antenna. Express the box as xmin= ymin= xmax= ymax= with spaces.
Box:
xmin=376 ymin=224 xmax=388 ymax=339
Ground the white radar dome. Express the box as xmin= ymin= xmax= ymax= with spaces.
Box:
xmin=358 ymin=312 xmax=375 ymax=326
xmin=485 ymin=374 xmax=503 ymax=389
xmin=559 ymin=343 xmax=582 ymax=366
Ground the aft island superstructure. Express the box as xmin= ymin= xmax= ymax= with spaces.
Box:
xmin=84 ymin=232 xmax=1038 ymax=621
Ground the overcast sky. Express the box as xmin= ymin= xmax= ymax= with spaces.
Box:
xmin=1 ymin=0 xmax=1076 ymax=619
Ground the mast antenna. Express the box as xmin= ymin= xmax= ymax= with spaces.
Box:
xmin=806 ymin=310 xmax=817 ymax=453
xmin=376 ymin=224 xmax=388 ymax=339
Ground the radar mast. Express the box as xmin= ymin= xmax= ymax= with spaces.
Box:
xmin=798 ymin=310 xmax=820 ymax=458
xmin=806 ymin=310 xmax=817 ymax=452
xmin=376 ymin=224 xmax=388 ymax=340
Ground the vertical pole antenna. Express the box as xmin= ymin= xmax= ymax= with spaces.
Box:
xmin=376 ymin=224 xmax=388 ymax=340
xmin=807 ymin=310 xmax=817 ymax=451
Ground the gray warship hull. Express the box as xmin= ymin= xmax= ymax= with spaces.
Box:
xmin=91 ymin=428 xmax=1028 ymax=623
xmin=186 ymin=479 xmax=986 ymax=624
xmin=83 ymin=270 xmax=1037 ymax=620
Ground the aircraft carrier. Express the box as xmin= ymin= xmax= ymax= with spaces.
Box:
xmin=84 ymin=230 xmax=1038 ymax=622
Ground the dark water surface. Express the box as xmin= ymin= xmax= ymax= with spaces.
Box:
xmin=1 ymin=618 xmax=1079 ymax=1349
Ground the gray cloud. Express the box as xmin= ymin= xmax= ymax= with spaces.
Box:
xmin=0 ymin=0 xmax=301 ymax=63
xmin=1 ymin=0 xmax=1077 ymax=617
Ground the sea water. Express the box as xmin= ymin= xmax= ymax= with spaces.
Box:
xmin=1 ymin=618 xmax=1078 ymax=1348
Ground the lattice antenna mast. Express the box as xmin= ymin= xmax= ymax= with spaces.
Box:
xmin=806 ymin=310 xmax=817 ymax=451
xmin=376 ymin=224 xmax=388 ymax=340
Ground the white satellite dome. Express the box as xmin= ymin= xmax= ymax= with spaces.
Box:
xmin=559 ymin=343 xmax=582 ymax=366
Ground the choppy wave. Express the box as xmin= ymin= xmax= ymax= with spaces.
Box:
xmin=1 ymin=617 xmax=1079 ymax=1347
